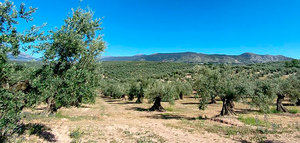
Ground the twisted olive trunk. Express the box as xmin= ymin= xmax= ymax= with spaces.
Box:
xmin=296 ymin=98 xmax=300 ymax=106
xmin=135 ymin=95 xmax=143 ymax=103
xmin=136 ymin=91 xmax=144 ymax=103
xmin=220 ymin=98 xmax=235 ymax=116
xmin=46 ymin=97 xmax=58 ymax=114
xmin=149 ymin=97 xmax=165 ymax=112
xmin=209 ymin=96 xmax=217 ymax=104
xmin=128 ymin=94 xmax=134 ymax=101
xmin=179 ymin=92 xmax=183 ymax=100
xmin=276 ymin=94 xmax=287 ymax=112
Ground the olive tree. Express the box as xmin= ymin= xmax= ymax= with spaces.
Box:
xmin=273 ymin=73 xmax=300 ymax=112
xmin=128 ymin=79 xmax=152 ymax=103
xmin=128 ymin=81 xmax=140 ymax=101
xmin=101 ymin=80 xmax=129 ymax=99
xmin=194 ymin=68 xmax=220 ymax=104
xmin=249 ymin=79 xmax=276 ymax=112
xmin=145 ymin=81 xmax=176 ymax=112
xmin=0 ymin=0 xmax=42 ymax=140
xmin=195 ymin=68 xmax=250 ymax=116
xmin=173 ymin=81 xmax=192 ymax=100
xmin=34 ymin=8 xmax=105 ymax=113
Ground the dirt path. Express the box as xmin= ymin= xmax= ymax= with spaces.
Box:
xmin=45 ymin=97 xmax=237 ymax=143
xmin=23 ymin=96 xmax=300 ymax=143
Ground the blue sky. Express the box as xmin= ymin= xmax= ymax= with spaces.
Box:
xmin=14 ymin=0 xmax=300 ymax=59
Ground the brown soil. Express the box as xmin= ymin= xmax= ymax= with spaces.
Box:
xmin=18 ymin=95 xmax=300 ymax=143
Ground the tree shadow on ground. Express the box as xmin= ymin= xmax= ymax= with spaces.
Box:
xmin=236 ymin=139 xmax=251 ymax=143
xmin=78 ymin=105 xmax=92 ymax=108
xmin=35 ymin=107 xmax=48 ymax=111
xmin=235 ymin=139 xmax=284 ymax=143
xmin=181 ymin=102 xmax=199 ymax=105
xmin=110 ymin=101 xmax=139 ymax=105
xmin=282 ymin=103 xmax=295 ymax=106
xmin=234 ymin=108 xmax=260 ymax=114
xmin=18 ymin=123 xmax=56 ymax=142
xmin=145 ymin=113 xmax=198 ymax=120
xmin=262 ymin=140 xmax=285 ymax=143
xmin=185 ymin=96 xmax=198 ymax=99
xmin=99 ymin=95 xmax=110 ymax=99
xmin=104 ymin=100 xmax=122 ymax=103
xmin=126 ymin=107 xmax=150 ymax=111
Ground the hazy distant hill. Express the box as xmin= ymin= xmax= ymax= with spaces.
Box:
xmin=8 ymin=53 xmax=40 ymax=61
xmin=101 ymin=52 xmax=293 ymax=64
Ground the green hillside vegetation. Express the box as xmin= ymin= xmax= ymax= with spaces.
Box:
xmin=102 ymin=52 xmax=293 ymax=64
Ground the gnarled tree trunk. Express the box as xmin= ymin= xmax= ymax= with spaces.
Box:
xmin=149 ymin=97 xmax=165 ymax=112
xmin=276 ymin=94 xmax=287 ymax=112
xmin=179 ymin=92 xmax=183 ymax=100
xmin=128 ymin=94 xmax=134 ymax=101
xmin=209 ymin=96 xmax=217 ymax=104
xmin=46 ymin=97 xmax=58 ymax=114
xmin=296 ymin=98 xmax=300 ymax=106
xmin=220 ymin=98 xmax=235 ymax=116
xmin=136 ymin=93 xmax=144 ymax=103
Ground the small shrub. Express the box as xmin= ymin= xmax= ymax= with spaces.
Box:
xmin=238 ymin=116 xmax=270 ymax=127
xmin=70 ymin=128 xmax=84 ymax=143
xmin=288 ymin=108 xmax=299 ymax=114
xmin=165 ymin=106 xmax=174 ymax=112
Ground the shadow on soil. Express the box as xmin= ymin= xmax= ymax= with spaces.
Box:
xmin=105 ymin=100 xmax=122 ymax=103
xmin=18 ymin=123 xmax=56 ymax=142
xmin=282 ymin=103 xmax=296 ymax=106
xmin=236 ymin=139 xmax=284 ymax=143
xmin=126 ymin=107 xmax=150 ymax=111
xmin=145 ymin=113 xmax=198 ymax=120
xmin=110 ymin=101 xmax=139 ymax=105
xmin=181 ymin=102 xmax=199 ymax=105
xmin=234 ymin=108 xmax=259 ymax=114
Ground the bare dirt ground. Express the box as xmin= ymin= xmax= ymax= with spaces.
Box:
xmin=16 ymin=96 xmax=300 ymax=143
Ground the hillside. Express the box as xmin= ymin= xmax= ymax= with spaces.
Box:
xmin=7 ymin=53 xmax=40 ymax=61
xmin=102 ymin=61 xmax=195 ymax=80
xmin=101 ymin=52 xmax=293 ymax=64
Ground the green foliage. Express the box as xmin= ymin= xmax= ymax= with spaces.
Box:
xmin=102 ymin=61 xmax=195 ymax=80
xmin=101 ymin=80 xmax=128 ymax=99
xmin=288 ymin=108 xmax=299 ymax=114
xmin=33 ymin=8 xmax=105 ymax=112
xmin=194 ymin=68 xmax=221 ymax=109
xmin=249 ymin=79 xmax=276 ymax=112
xmin=127 ymin=79 xmax=152 ymax=102
xmin=285 ymin=59 xmax=300 ymax=68
xmin=70 ymin=128 xmax=84 ymax=143
xmin=0 ymin=0 xmax=42 ymax=140
xmin=285 ymin=73 xmax=300 ymax=104
xmin=238 ymin=116 xmax=270 ymax=127
xmin=145 ymin=81 xmax=176 ymax=104
xmin=194 ymin=66 xmax=251 ymax=115
xmin=128 ymin=81 xmax=141 ymax=100
xmin=172 ymin=81 xmax=193 ymax=100
xmin=0 ymin=90 xmax=24 ymax=140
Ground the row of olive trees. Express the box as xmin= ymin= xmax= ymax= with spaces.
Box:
xmin=194 ymin=66 xmax=300 ymax=115
xmin=101 ymin=63 xmax=299 ymax=115
xmin=101 ymin=78 xmax=193 ymax=112
xmin=0 ymin=1 xmax=105 ymax=141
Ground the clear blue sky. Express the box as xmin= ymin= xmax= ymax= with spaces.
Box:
xmin=15 ymin=0 xmax=300 ymax=59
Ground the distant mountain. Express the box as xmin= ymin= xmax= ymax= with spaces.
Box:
xmin=101 ymin=52 xmax=293 ymax=64
xmin=8 ymin=53 xmax=40 ymax=61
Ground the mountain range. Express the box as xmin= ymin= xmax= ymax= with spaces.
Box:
xmin=101 ymin=52 xmax=293 ymax=64
xmin=8 ymin=52 xmax=293 ymax=64
xmin=7 ymin=53 xmax=40 ymax=61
